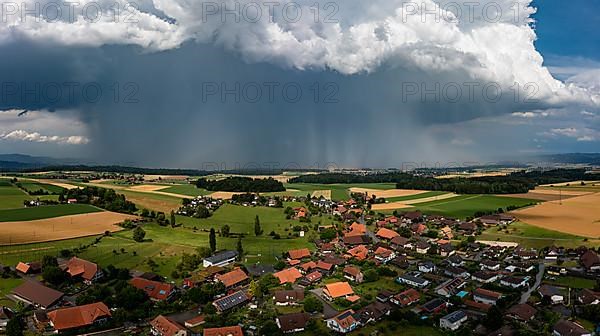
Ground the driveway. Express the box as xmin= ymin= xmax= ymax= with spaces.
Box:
xmin=520 ymin=263 xmax=545 ymax=304
xmin=309 ymin=288 xmax=339 ymax=318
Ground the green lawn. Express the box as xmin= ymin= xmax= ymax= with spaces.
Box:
xmin=0 ymin=182 xmax=32 ymax=210
xmin=479 ymin=221 xmax=596 ymax=249
xmin=17 ymin=181 xmax=65 ymax=194
xmin=407 ymin=195 xmax=539 ymax=219
xmin=383 ymin=191 xmax=448 ymax=203
xmin=0 ymin=277 xmax=23 ymax=308
xmin=160 ymin=184 xmax=211 ymax=197
xmin=545 ymin=276 xmax=596 ymax=289
xmin=0 ymin=204 xmax=103 ymax=222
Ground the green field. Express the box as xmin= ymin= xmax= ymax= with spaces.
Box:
xmin=406 ymin=194 xmax=539 ymax=219
xmin=0 ymin=180 xmax=31 ymax=210
xmin=479 ymin=221 xmax=596 ymax=249
xmin=0 ymin=204 xmax=102 ymax=222
xmin=285 ymin=183 xmax=397 ymax=201
xmin=0 ymin=277 xmax=24 ymax=308
xmin=383 ymin=191 xmax=448 ymax=203
xmin=159 ymin=183 xmax=211 ymax=197
xmin=17 ymin=181 xmax=65 ymax=194
xmin=545 ymin=276 xmax=596 ymax=289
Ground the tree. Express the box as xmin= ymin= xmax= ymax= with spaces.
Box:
xmin=222 ymin=225 xmax=230 ymax=237
xmin=254 ymin=215 xmax=262 ymax=236
xmin=41 ymin=255 xmax=58 ymax=269
xmin=6 ymin=317 xmax=23 ymax=336
xmin=209 ymin=228 xmax=216 ymax=252
xmin=237 ymin=236 xmax=244 ymax=256
xmin=483 ymin=305 xmax=503 ymax=330
xmin=303 ymin=295 xmax=323 ymax=313
xmin=170 ymin=210 xmax=176 ymax=227
xmin=363 ymin=269 xmax=380 ymax=282
xmin=133 ymin=226 xmax=146 ymax=242
xmin=43 ymin=266 xmax=66 ymax=286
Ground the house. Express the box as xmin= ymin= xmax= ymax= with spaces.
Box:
xmin=390 ymin=236 xmax=412 ymax=250
xmin=346 ymin=223 xmax=367 ymax=237
xmin=456 ymin=221 xmax=477 ymax=234
xmin=435 ymin=278 xmax=467 ymax=297
xmin=439 ymin=243 xmax=455 ymax=257
xmin=376 ymin=228 xmax=399 ymax=240
xmin=316 ymin=261 xmax=334 ymax=274
xmin=213 ymin=291 xmax=250 ymax=312
xmin=130 ymin=278 xmax=176 ymax=301
xmin=376 ymin=290 xmax=395 ymax=303
xmin=273 ymin=268 xmax=303 ymax=284
xmin=506 ymin=303 xmax=537 ymax=321
xmin=323 ymin=282 xmax=355 ymax=301
xmin=420 ymin=298 xmax=446 ymax=314
xmin=373 ymin=247 xmax=395 ymax=263
xmin=150 ymin=315 xmax=188 ymax=336
xmin=299 ymin=271 xmax=323 ymax=286
xmin=63 ymin=257 xmax=103 ymax=283
xmin=500 ymin=276 xmax=529 ymax=289
xmin=326 ymin=310 xmax=360 ymax=334
xmin=203 ymin=326 xmax=244 ymax=336
xmin=445 ymin=266 xmax=470 ymax=279
xmin=11 ymin=281 xmax=64 ymax=309
xmin=299 ymin=261 xmax=317 ymax=274
xmin=184 ymin=315 xmax=206 ymax=328
xmin=480 ymin=260 xmax=501 ymax=271
xmin=396 ymin=274 xmax=430 ymax=288
xmin=390 ymin=255 xmax=409 ymax=269
xmin=513 ymin=248 xmax=538 ymax=260
xmin=439 ymin=310 xmax=467 ymax=331
xmin=418 ymin=261 xmax=435 ymax=273
xmin=577 ymin=289 xmax=600 ymax=305
xmin=538 ymin=284 xmax=565 ymax=304
xmin=390 ymin=288 xmax=420 ymax=307
xmin=343 ymin=235 xmax=370 ymax=246
xmin=274 ymin=290 xmax=304 ymax=306
xmin=403 ymin=211 xmax=423 ymax=224
xmin=288 ymin=248 xmax=311 ymax=260
xmin=581 ymin=250 xmax=600 ymax=271
xmin=48 ymin=302 xmax=111 ymax=333
xmin=356 ymin=301 xmax=391 ymax=324
xmin=473 ymin=288 xmax=503 ymax=305
xmin=448 ymin=255 xmax=464 ymax=267
xmin=464 ymin=299 xmax=491 ymax=313
xmin=411 ymin=223 xmax=427 ymax=235
xmin=203 ymin=250 xmax=239 ymax=268
xmin=471 ymin=271 xmax=499 ymax=284
xmin=346 ymin=245 xmax=369 ymax=261
xmin=415 ymin=241 xmax=430 ymax=254
xmin=0 ymin=306 xmax=14 ymax=331
xmin=343 ymin=266 xmax=364 ymax=283
xmin=552 ymin=320 xmax=591 ymax=336
xmin=440 ymin=226 xmax=454 ymax=239
xmin=15 ymin=261 xmax=41 ymax=275
xmin=276 ymin=312 xmax=310 ymax=333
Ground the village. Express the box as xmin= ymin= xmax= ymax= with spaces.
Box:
xmin=2 ymin=190 xmax=600 ymax=336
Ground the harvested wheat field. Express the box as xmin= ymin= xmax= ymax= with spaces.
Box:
xmin=349 ymin=188 xmax=427 ymax=199
xmin=312 ymin=190 xmax=332 ymax=199
xmin=497 ymin=188 xmax=592 ymax=201
xmin=0 ymin=212 xmax=138 ymax=245
xmin=36 ymin=179 xmax=81 ymax=190
xmin=511 ymin=192 xmax=600 ymax=237
xmin=128 ymin=184 xmax=170 ymax=192
xmin=208 ymin=191 xmax=240 ymax=199
xmin=371 ymin=193 xmax=459 ymax=210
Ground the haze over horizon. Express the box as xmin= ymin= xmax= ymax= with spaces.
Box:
xmin=0 ymin=0 xmax=599 ymax=168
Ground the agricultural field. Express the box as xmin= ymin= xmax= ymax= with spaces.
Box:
xmin=0 ymin=203 xmax=102 ymax=222
xmin=0 ymin=277 xmax=23 ymax=308
xmin=0 ymin=179 xmax=31 ymax=209
xmin=511 ymin=192 xmax=600 ymax=237
xmin=159 ymin=183 xmax=211 ymax=197
xmin=16 ymin=180 xmax=65 ymax=194
xmin=285 ymin=183 xmax=397 ymax=201
xmin=479 ymin=221 xmax=596 ymax=249
xmin=395 ymin=195 xmax=539 ymax=219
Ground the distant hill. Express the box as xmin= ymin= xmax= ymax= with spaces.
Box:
xmin=535 ymin=153 xmax=600 ymax=165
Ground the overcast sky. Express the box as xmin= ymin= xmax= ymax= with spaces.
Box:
xmin=0 ymin=0 xmax=598 ymax=168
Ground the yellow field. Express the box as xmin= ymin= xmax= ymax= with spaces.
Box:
xmin=511 ymin=192 xmax=600 ymax=237
xmin=0 ymin=212 xmax=138 ymax=245
xmin=371 ymin=193 xmax=458 ymax=210
xmin=311 ymin=190 xmax=332 ymax=199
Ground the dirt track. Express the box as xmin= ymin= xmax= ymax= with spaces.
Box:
xmin=0 ymin=212 xmax=137 ymax=245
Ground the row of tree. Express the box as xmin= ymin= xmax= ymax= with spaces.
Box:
xmin=63 ymin=186 xmax=137 ymax=213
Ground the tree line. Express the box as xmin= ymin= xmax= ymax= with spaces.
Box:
xmin=63 ymin=186 xmax=137 ymax=213
xmin=196 ymin=177 xmax=285 ymax=192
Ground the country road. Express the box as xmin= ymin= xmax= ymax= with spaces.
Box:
xmin=520 ymin=263 xmax=545 ymax=304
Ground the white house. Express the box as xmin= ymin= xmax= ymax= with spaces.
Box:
xmin=439 ymin=310 xmax=467 ymax=331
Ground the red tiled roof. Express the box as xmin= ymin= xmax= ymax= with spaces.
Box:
xmin=300 ymin=261 xmax=317 ymax=271
xmin=343 ymin=266 xmax=361 ymax=277
xmin=216 ymin=268 xmax=248 ymax=288
xmin=130 ymin=278 xmax=174 ymax=301
xmin=324 ymin=282 xmax=354 ymax=299
xmin=305 ymin=271 xmax=322 ymax=282
xmin=65 ymin=257 xmax=99 ymax=281
xmin=47 ymin=302 xmax=110 ymax=331
xmin=204 ymin=326 xmax=244 ymax=336
xmin=376 ymin=228 xmax=399 ymax=240
xmin=15 ymin=262 xmax=30 ymax=274
xmin=374 ymin=247 xmax=393 ymax=257
xmin=274 ymin=268 xmax=303 ymax=284
xmin=288 ymin=248 xmax=311 ymax=260
xmin=346 ymin=245 xmax=368 ymax=260
xmin=316 ymin=261 xmax=333 ymax=271
xmin=150 ymin=315 xmax=187 ymax=336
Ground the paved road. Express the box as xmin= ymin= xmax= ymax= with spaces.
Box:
xmin=310 ymin=288 xmax=339 ymax=318
xmin=520 ymin=263 xmax=545 ymax=304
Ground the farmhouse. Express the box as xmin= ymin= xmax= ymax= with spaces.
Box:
xmin=375 ymin=228 xmax=399 ymax=240
xmin=11 ymin=281 xmax=64 ymax=309
xmin=63 ymin=257 xmax=103 ymax=284
xmin=346 ymin=245 xmax=369 ymax=261
xmin=150 ymin=315 xmax=188 ymax=336
xmin=274 ymin=290 xmax=304 ymax=306
xmin=343 ymin=266 xmax=363 ymax=283
xmin=274 ymin=268 xmax=303 ymax=284
xmin=581 ymin=250 xmax=600 ymax=271
xmin=288 ymin=248 xmax=311 ymax=260
xmin=203 ymin=250 xmax=239 ymax=268
xmin=203 ymin=326 xmax=243 ymax=336
xmin=47 ymin=302 xmax=111 ymax=333
xmin=216 ymin=268 xmax=249 ymax=289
